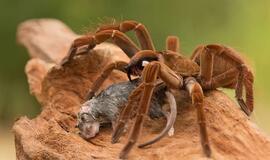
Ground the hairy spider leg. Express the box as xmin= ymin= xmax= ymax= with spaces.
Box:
xmin=138 ymin=90 xmax=177 ymax=148
xmin=111 ymin=79 xmax=177 ymax=148
xmin=60 ymin=30 xmax=140 ymax=66
xmin=85 ymin=61 xmax=128 ymax=100
xmin=111 ymin=83 xmax=145 ymax=144
xmin=96 ymin=20 xmax=155 ymax=50
xmin=191 ymin=44 xmax=254 ymax=115
xmin=114 ymin=60 xmax=183 ymax=159
xmin=166 ymin=36 xmax=180 ymax=52
xmin=185 ymin=77 xmax=211 ymax=157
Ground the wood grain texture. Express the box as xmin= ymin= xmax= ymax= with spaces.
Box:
xmin=13 ymin=19 xmax=270 ymax=160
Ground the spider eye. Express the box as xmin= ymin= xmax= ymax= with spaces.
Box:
xmin=142 ymin=60 xmax=149 ymax=67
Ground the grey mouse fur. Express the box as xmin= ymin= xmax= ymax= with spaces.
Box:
xmin=77 ymin=78 xmax=166 ymax=139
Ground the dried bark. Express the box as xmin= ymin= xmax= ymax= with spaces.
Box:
xmin=13 ymin=19 xmax=270 ymax=160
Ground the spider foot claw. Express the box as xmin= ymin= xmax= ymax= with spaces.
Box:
xmin=59 ymin=58 xmax=69 ymax=67
xmin=119 ymin=152 xmax=128 ymax=160
xmin=111 ymin=125 xmax=125 ymax=143
xmin=119 ymin=142 xmax=133 ymax=159
xmin=203 ymin=144 xmax=212 ymax=157
xmin=237 ymin=98 xmax=251 ymax=116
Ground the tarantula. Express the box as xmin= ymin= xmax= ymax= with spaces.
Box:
xmin=61 ymin=20 xmax=254 ymax=159
xmin=77 ymin=78 xmax=177 ymax=147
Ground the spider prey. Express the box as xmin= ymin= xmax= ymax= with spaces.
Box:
xmin=61 ymin=20 xmax=254 ymax=159
xmin=77 ymin=78 xmax=177 ymax=148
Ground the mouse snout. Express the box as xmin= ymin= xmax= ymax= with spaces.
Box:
xmin=78 ymin=121 xmax=100 ymax=139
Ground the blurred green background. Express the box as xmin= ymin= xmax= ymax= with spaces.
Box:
xmin=0 ymin=0 xmax=270 ymax=159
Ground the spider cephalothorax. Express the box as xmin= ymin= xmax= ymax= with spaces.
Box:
xmin=61 ymin=20 xmax=254 ymax=159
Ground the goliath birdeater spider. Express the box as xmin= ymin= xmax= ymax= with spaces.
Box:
xmin=62 ymin=20 xmax=254 ymax=159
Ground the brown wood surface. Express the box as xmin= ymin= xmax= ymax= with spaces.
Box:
xmin=13 ymin=19 xmax=270 ymax=160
